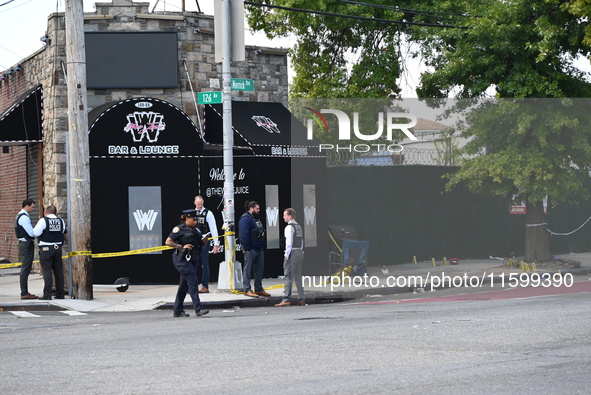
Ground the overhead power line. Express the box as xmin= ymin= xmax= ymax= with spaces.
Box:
xmin=244 ymin=1 xmax=468 ymax=29
xmin=336 ymin=0 xmax=470 ymax=20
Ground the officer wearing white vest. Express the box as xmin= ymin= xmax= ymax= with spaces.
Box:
xmin=33 ymin=204 xmax=68 ymax=300
xmin=15 ymin=198 xmax=37 ymax=300
xmin=194 ymin=195 xmax=220 ymax=293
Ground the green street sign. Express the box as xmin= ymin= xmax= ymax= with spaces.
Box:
xmin=231 ymin=78 xmax=254 ymax=91
xmin=198 ymin=91 xmax=223 ymax=104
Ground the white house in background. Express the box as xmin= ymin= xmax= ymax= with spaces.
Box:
xmin=403 ymin=118 xmax=452 ymax=149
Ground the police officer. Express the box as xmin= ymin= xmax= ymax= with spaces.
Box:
xmin=165 ymin=209 xmax=209 ymax=318
xmin=32 ymin=204 xmax=67 ymax=300
xmin=194 ymin=195 xmax=220 ymax=293
xmin=239 ymin=201 xmax=270 ymax=298
xmin=275 ymin=208 xmax=306 ymax=306
xmin=15 ymin=199 xmax=38 ymax=300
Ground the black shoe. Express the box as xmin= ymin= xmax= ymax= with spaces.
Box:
xmin=173 ymin=311 xmax=190 ymax=318
xmin=54 ymin=295 xmax=65 ymax=299
xmin=196 ymin=309 xmax=209 ymax=317
xmin=39 ymin=296 xmax=52 ymax=300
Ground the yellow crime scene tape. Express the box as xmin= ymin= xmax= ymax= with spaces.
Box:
xmin=0 ymin=246 xmax=174 ymax=269
xmin=1 ymin=233 xmax=284 ymax=292
xmin=326 ymin=230 xmax=353 ymax=283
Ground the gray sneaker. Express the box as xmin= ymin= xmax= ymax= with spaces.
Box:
xmin=195 ymin=309 xmax=209 ymax=317
xmin=173 ymin=311 xmax=190 ymax=317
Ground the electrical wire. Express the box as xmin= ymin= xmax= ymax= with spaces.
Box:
xmin=0 ymin=0 xmax=32 ymax=12
xmin=244 ymin=1 xmax=467 ymax=29
xmin=336 ymin=0 xmax=470 ymax=19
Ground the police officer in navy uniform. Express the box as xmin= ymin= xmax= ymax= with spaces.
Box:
xmin=15 ymin=198 xmax=38 ymax=300
xmin=32 ymin=204 xmax=67 ymax=300
xmin=165 ymin=209 xmax=209 ymax=318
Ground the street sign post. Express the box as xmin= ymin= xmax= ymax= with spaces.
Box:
xmin=198 ymin=91 xmax=223 ymax=104
xmin=230 ymin=78 xmax=254 ymax=91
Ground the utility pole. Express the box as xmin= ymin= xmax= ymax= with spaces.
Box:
xmin=65 ymin=0 xmax=93 ymax=299
xmin=221 ymin=0 xmax=235 ymax=279
xmin=214 ymin=0 xmax=244 ymax=289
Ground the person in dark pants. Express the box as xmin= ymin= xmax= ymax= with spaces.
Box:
xmin=275 ymin=208 xmax=306 ymax=307
xmin=32 ymin=204 xmax=67 ymax=300
xmin=194 ymin=195 xmax=220 ymax=293
xmin=239 ymin=201 xmax=270 ymax=298
xmin=165 ymin=209 xmax=209 ymax=318
xmin=15 ymin=199 xmax=38 ymax=300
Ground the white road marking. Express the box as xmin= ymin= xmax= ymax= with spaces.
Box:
xmin=60 ymin=311 xmax=88 ymax=316
xmin=10 ymin=311 xmax=41 ymax=317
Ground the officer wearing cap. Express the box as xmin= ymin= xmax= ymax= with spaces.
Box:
xmin=165 ymin=209 xmax=209 ymax=318
xmin=32 ymin=204 xmax=67 ymax=300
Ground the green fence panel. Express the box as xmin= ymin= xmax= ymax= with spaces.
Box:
xmin=327 ymin=166 xmax=591 ymax=266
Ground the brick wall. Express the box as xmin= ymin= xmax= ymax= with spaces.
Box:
xmin=0 ymin=69 xmax=28 ymax=113
xmin=0 ymin=146 xmax=29 ymax=262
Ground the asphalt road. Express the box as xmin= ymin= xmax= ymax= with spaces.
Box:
xmin=1 ymin=281 xmax=590 ymax=394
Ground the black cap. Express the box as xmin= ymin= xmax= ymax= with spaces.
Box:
xmin=182 ymin=209 xmax=198 ymax=218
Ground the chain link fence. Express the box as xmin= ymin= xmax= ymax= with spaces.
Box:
xmin=326 ymin=147 xmax=458 ymax=167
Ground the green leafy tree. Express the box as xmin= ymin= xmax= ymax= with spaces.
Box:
xmin=246 ymin=0 xmax=408 ymax=98
xmin=415 ymin=0 xmax=591 ymax=261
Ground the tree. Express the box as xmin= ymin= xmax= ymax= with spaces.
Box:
xmin=414 ymin=0 xmax=591 ymax=261
xmin=246 ymin=0 xmax=414 ymax=98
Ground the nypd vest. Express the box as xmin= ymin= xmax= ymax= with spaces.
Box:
xmin=287 ymin=222 xmax=304 ymax=249
xmin=240 ymin=212 xmax=266 ymax=242
xmin=195 ymin=209 xmax=210 ymax=234
xmin=39 ymin=217 xmax=65 ymax=243
xmin=14 ymin=212 xmax=33 ymax=240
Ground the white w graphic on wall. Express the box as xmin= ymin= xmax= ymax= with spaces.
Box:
xmin=266 ymin=207 xmax=279 ymax=227
xmin=133 ymin=210 xmax=159 ymax=231
xmin=304 ymin=206 xmax=316 ymax=225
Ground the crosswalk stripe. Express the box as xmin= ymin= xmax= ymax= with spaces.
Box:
xmin=60 ymin=311 xmax=87 ymax=316
xmin=11 ymin=311 xmax=41 ymax=318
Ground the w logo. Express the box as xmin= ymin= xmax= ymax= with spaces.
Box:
xmin=124 ymin=112 xmax=166 ymax=142
xmin=133 ymin=210 xmax=159 ymax=231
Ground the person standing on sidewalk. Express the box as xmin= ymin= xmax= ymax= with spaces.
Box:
xmin=33 ymin=204 xmax=67 ymax=300
xmin=239 ymin=201 xmax=270 ymax=298
xmin=275 ymin=208 xmax=305 ymax=307
xmin=194 ymin=195 xmax=220 ymax=294
xmin=15 ymin=199 xmax=38 ymax=300
xmin=165 ymin=209 xmax=209 ymax=318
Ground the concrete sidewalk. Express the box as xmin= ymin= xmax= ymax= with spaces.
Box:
xmin=1 ymin=253 xmax=590 ymax=312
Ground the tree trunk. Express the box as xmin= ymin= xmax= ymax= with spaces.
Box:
xmin=524 ymin=200 xmax=552 ymax=262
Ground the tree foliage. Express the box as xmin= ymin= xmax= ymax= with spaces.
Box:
xmin=246 ymin=0 xmax=409 ymax=98
xmin=414 ymin=0 xmax=591 ymax=260
xmin=416 ymin=0 xmax=591 ymax=98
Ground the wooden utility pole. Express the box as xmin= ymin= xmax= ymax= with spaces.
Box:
xmin=65 ymin=0 xmax=93 ymax=299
